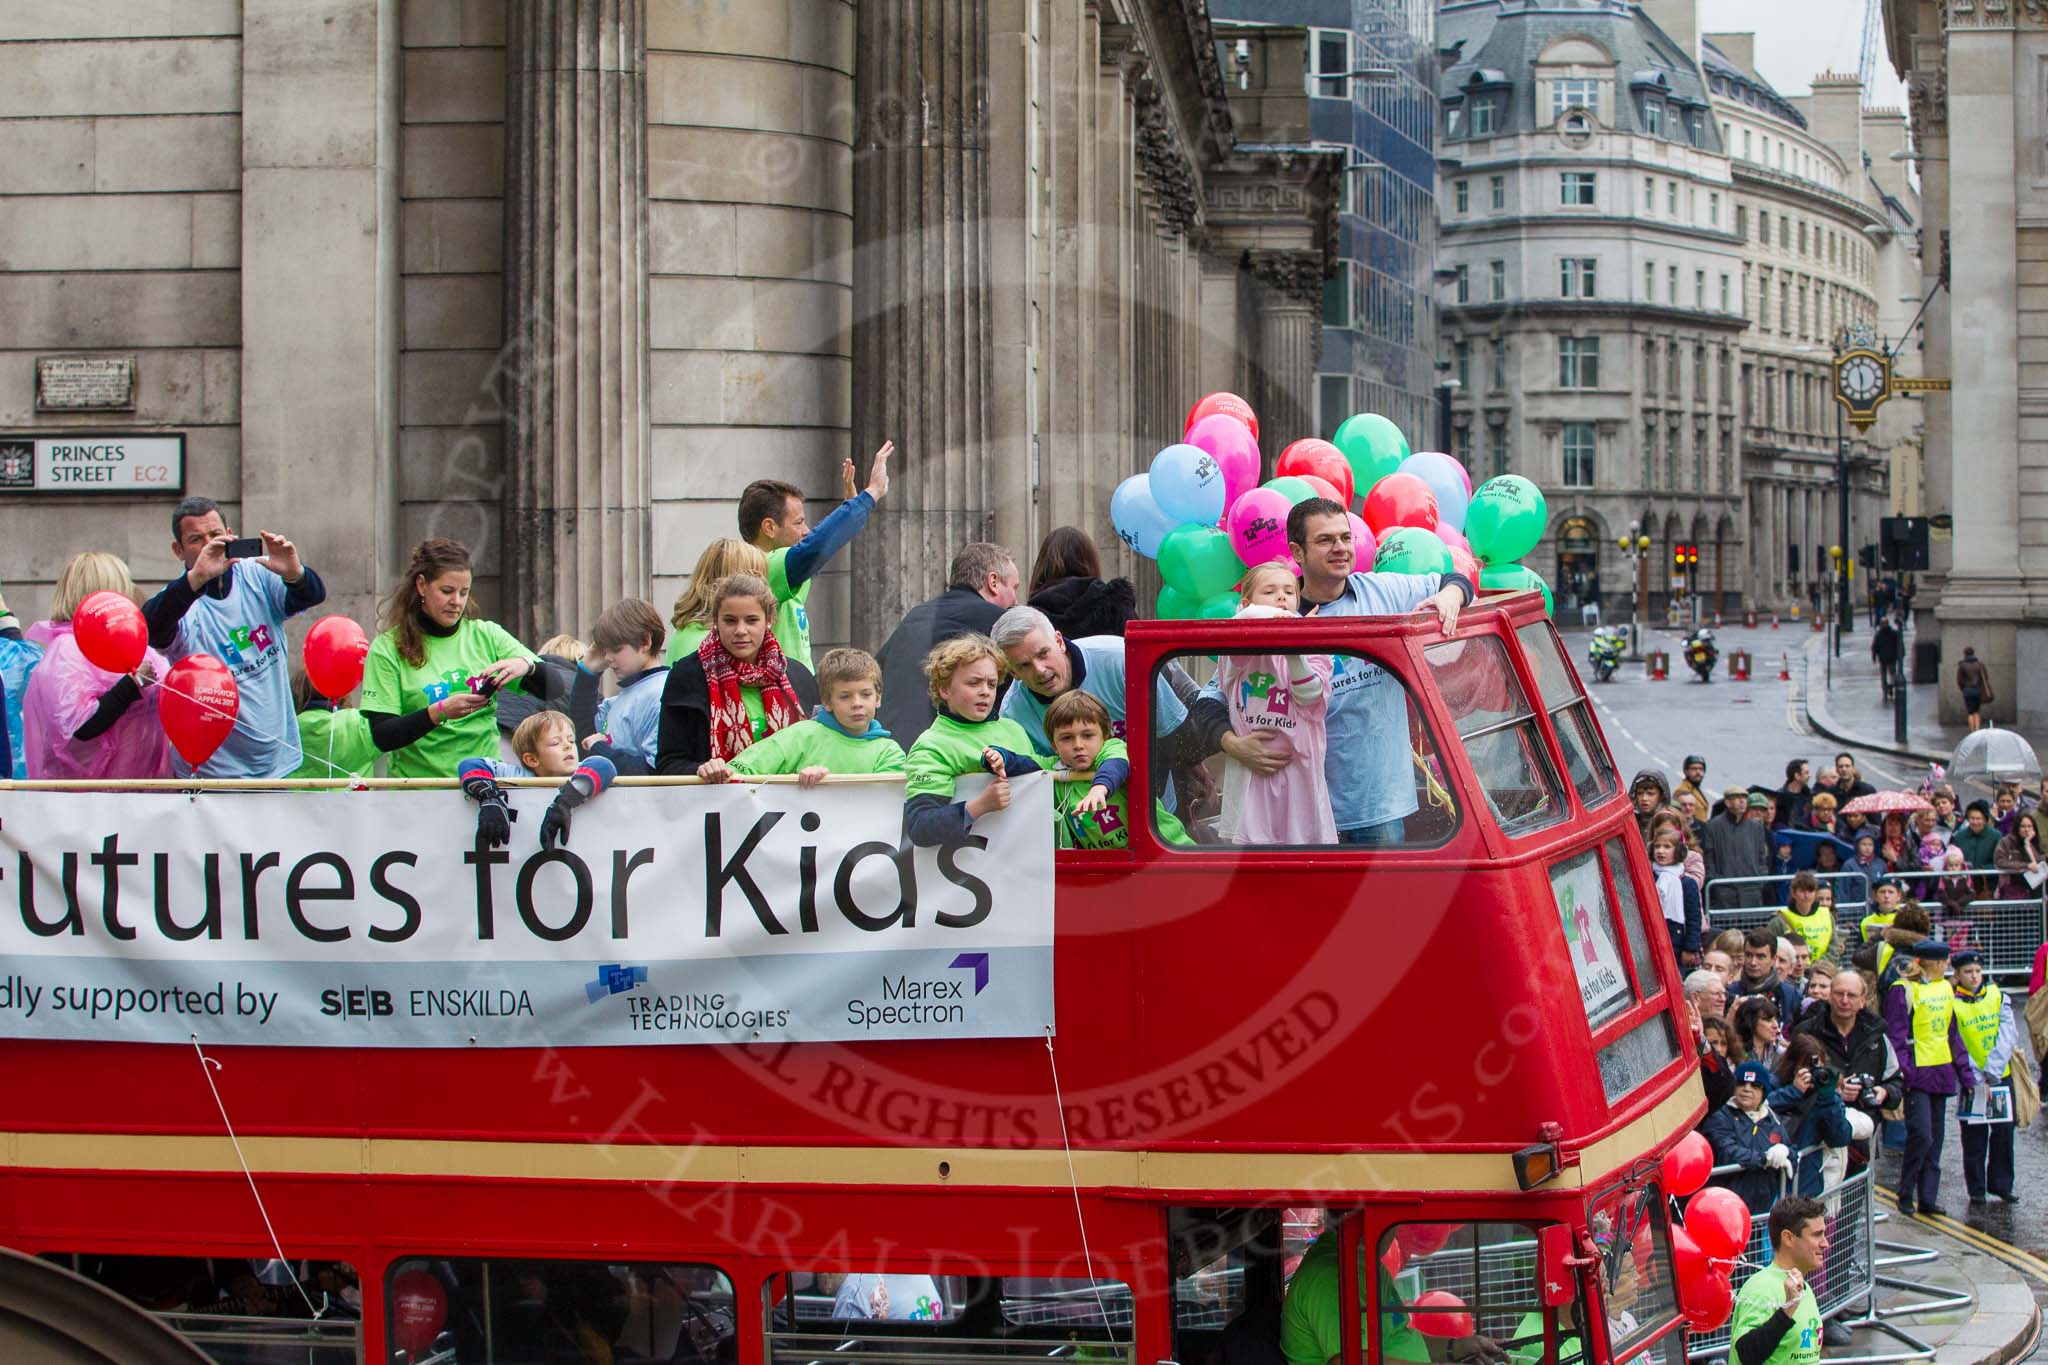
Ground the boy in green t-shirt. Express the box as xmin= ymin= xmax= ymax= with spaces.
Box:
xmin=1044 ymin=690 xmax=1130 ymax=849
xmin=698 ymin=647 xmax=907 ymax=786
xmin=1728 ymin=1195 xmax=1828 ymax=1365
xmin=903 ymin=633 xmax=1043 ymax=846
xmin=738 ymin=441 xmax=893 ymax=669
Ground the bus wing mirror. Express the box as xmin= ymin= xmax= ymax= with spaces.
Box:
xmin=1537 ymin=1224 xmax=1582 ymax=1306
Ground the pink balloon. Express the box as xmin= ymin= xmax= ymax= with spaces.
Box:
xmin=1190 ymin=414 xmax=1262 ymax=516
xmin=1437 ymin=524 xmax=1471 ymax=555
xmin=1227 ymin=487 xmax=1293 ymax=568
xmin=1447 ymin=542 xmax=1481 ymax=583
xmin=1347 ymin=513 xmax=1377 ymax=569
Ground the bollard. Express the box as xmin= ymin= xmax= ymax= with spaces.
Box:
xmin=1714 ymin=612 xmax=1724 ymax=628
xmin=1730 ymin=650 xmax=1751 ymax=680
xmin=1647 ymin=650 xmax=1669 ymax=680
xmin=1777 ymin=652 xmax=1791 ymax=681
xmin=1770 ymin=613 xmax=1780 ymax=629
xmin=1745 ymin=609 xmax=1757 ymax=628
xmin=1812 ymin=615 xmax=1826 ymax=632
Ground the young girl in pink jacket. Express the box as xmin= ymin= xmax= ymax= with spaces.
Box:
xmin=1218 ymin=562 xmax=1335 ymax=846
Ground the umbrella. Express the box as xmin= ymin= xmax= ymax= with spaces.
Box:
xmin=1773 ymin=829 xmax=1857 ymax=872
xmin=1949 ymin=729 xmax=2041 ymax=797
xmin=1840 ymin=790 xmax=1932 ymax=816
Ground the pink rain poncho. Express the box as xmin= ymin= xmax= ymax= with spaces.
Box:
xmin=20 ymin=619 xmax=172 ymax=779
xmin=1217 ymin=604 xmax=1337 ymax=846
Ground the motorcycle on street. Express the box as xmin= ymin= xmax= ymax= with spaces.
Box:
xmin=1683 ymin=627 xmax=1718 ymax=682
xmin=1587 ymin=627 xmax=1626 ymax=683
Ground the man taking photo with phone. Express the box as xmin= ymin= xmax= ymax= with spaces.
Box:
xmin=143 ymin=495 xmax=326 ymax=777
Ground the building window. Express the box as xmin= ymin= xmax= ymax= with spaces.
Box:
xmin=1490 ymin=338 xmax=1508 ymax=390
xmin=1644 ymin=338 xmax=1658 ymax=393
xmin=1758 ymin=271 xmax=1770 ymax=329
xmin=1487 ymin=423 xmax=1508 ymax=477
xmin=1562 ymin=422 xmax=1596 ymax=487
xmin=1317 ymin=374 xmax=1352 ymax=441
xmin=1643 ymin=422 xmax=1659 ymax=486
xmin=1455 ymin=179 xmax=1469 ymax=213
xmin=1742 ymin=128 xmax=1752 ymax=159
xmin=1322 ymin=264 xmax=1353 ymax=327
xmin=1667 ymin=341 xmax=1680 ymax=392
xmin=1643 ymin=99 xmax=1665 ymax=136
xmin=1560 ymin=335 xmax=1601 ymax=388
xmin=1718 ymin=345 xmax=1731 ymax=401
xmin=1694 ymin=344 xmax=1706 ymax=394
xmin=1561 ymin=171 xmax=1596 ymax=206
xmin=1694 ymin=269 xmax=1706 ymax=309
xmin=1666 ymin=180 xmax=1678 ymax=215
xmin=1490 ymin=175 xmax=1505 ymax=209
xmin=1490 ymin=259 xmax=1506 ymax=300
xmin=1308 ymin=29 xmax=1350 ymax=99
xmin=1667 ymin=264 xmax=1678 ymax=304
xmin=1643 ymin=176 xmax=1655 ymax=212
xmin=1455 ymin=423 xmax=1473 ymax=465
xmin=1799 ymin=220 xmax=1809 ymax=255
xmin=1552 ymin=77 xmax=1600 ymax=120
xmin=1708 ymin=192 xmax=1720 ymax=227
xmin=1472 ymin=99 xmax=1496 ymax=135
xmin=1455 ymin=340 xmax=1471 ymax=388
xmin=1735 ymin=204 xmax=1747 ymax=236
xmin=1561 ymin=257 xmax=1597 ymax=298
xmin=1780 ymin=279 xmax=1790 ymax=327
xmin=1759 ymin=209 xmax=1769 ymax=243
xmin=1780 ymin=217 xmax=1789 ymax=249
xmin=1455 ymin=263 xmax=1469 ymax=303
xmin=1644 ymin=260 xmax=1656 ymax=300
xmin=1719 ymin=273 xmax=1730 ymax=311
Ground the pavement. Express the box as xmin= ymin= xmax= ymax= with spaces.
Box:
xmin=1845 ymin=1190 xmax=2045 ymax=1363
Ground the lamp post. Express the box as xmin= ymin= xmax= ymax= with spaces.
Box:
xmin=1617 ymin=523 xmax=1652 ymax=659
xmin=1828 ymin=544 xmax=1843 ymax=661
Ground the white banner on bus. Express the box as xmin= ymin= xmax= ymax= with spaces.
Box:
xmin=0 ymin=779 xmax=1055 ymax=1048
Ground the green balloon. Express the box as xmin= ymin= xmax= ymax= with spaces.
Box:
xmin=1263 ymin=476 xmax=1318 ymax=507
xmin=1156 ymin=585 xmax=1199 ymax=619
xmin=1196 ymin=591 xmax=1239 ymax=621
xmin=1334 ymin=413 xmax=1410 ymax=496
xmin=1373 ymin=526 xmax=1454 ymax=576
xmin=1465 ymin=475 xmax=1549 ymax=565
xmin=1158 ymin=524 xmax=1245 ymax=599
xmin=1479 ymin=563 xmax=1554 ymax=616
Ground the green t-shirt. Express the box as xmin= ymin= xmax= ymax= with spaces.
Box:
xmin=1054 ymin=738 xmax=1131 ymax=850
xmin=1728 ymin=1266 xmax=1821 ymax=1365
xmin=665 ymin=621 xmax=710 ymax=665
xmin=362 ymin=618 xmax=535 ymax=779
xmin=730 ymin=717 xmax=909 ymax=777
xmin=904 ymin=712 xmax=1037 ymax=803
xmin=765 ymin=546 xmax=813 ymax=669
xmin=290 ymin=707 xmax=381 ymax=780
xmin=1507 ymin=1310 xmax=1583 ymax=1365
xmin=1279 ymin=1230 xmax=1429 ymax=1365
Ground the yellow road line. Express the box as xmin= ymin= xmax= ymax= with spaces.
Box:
xmin=1876 ymin=1185 xmax=2048 ymax=1285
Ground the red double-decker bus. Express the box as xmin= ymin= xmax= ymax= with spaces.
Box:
xmin=0 ymin=594 xmax=1702 ymax=1365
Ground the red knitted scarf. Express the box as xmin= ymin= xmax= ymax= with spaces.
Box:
xmin=699 ymin=631 xmax=804 ymax=761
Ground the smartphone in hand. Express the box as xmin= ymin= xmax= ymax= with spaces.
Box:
xmin=224 ymin=537 xmax=265 ymax=559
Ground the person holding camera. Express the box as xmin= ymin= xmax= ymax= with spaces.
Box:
xmin=1792 ymin=968 xmax=1900 ymax=1180
xmin=142 ymin=494 xmax=327 ymax=777
xmin=1765 ymin=1035 xmax=1856 ymax=1200
xmin=1701 ymin=1060 xmax=1794 ymax=1216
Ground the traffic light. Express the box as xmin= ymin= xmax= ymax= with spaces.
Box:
xmin=1858 ymin=545 xmax=1876 ymax=570
xmin=1672 ymin=545 xmax=1685 ymax=569
xmin=1686 ymin=544 xmax=1699 ymax=566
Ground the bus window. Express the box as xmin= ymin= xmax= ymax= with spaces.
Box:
xmin=1515 ymin=622 xmax=1619 ymax=809
xmin=1585 ymin=1180 xmax=1681 ymax=1361
xmin=43 ymin=1253 xmax=360 ymax=1364
xmin=385 ymin=1257 xmax=735 ymax=1365
xmin=1602 ymin=837 xmax=1665 ymax=998
xmin=1422 ymin=637 xmax=1566 ymax=838
xmin=1155 ymin=653 xmax=1457 ymax=849
xmin=1549 ymin=848 xmax=1638 ymax=1031
xmin=1595 ymin=1012 xmax=1684 ymax=1104
xmin=1373 ymin=1222 xmax=1568 ymax=1361
xmin=1167 ymin=1206 xmax=1292 ymax=1365
xmin=764 ymin=1271 xmax=1134 ymax=1362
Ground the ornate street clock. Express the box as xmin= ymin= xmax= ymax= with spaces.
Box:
xmin=1833 ymin=347 xmax=1889 ymax=430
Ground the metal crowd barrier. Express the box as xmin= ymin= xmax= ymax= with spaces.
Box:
xmin=1684 ymin=1152 xmax=1939 ymax=1364
xmin=1700 ymin=871 xmax=1870 ymax=936
xmin=1701 ymin=868 xmax=2046 ymax=978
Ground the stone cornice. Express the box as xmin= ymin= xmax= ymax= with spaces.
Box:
xmin=1943 ymin=0 xmax=2048 ymax=28
xmin=1246 ymin=249 xmax=1326 ymax=305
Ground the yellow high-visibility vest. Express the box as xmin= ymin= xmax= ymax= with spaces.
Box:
xmin=1783 ymin=905 xmax=1834 ymax=959
xmin=1953 ymin=984 xmax=2007 ymax=1077
xmin=1900 ymin=978 xmax=1956 ymax=1067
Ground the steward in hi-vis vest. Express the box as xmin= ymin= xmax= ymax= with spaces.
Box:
xmin=1883 ymin=940 xmax=1977 ymax=1217
xmin=1950 ymin=950 xmax=2019 ymax=1204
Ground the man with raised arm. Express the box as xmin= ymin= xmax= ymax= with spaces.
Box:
xmin=738 ymin=442 xmax=892 ymax=669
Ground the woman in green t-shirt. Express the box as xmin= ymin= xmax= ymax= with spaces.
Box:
xmin=665 ymin=537 xmax=768 ymax=664
xmin=360 ymin=539 xmax=558 ymax=778
xmin=655 ymin=573 xmax=817 ymax=773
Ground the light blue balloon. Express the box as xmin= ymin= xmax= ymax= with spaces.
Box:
xmin=1399 ymin=451 xmax=1471 ymax=532
xmin=1148 ymin=442 xmax=1226 ymax=526
xmin=1110 ymin=473 xmax=1180 ymax=559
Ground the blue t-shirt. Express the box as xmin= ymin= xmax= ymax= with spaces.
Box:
xmin=0 ymin=634 xmax=42 ymax=778
xmin=164 ymin=562 xmax=302 ymax=778
xmin=1308 ymin=571 xmax=1442 ymax=831
xmin=1000 ymin=635 xmax=1188 ymax=753
xmin=595 ymin=665 xmax=668 ymax=768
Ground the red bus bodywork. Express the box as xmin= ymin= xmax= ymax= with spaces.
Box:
xmin=0 ymin=594 xmax=1703 ymax=1363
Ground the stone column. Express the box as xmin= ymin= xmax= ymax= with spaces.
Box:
xmin=1248 ymin=252 xmax=1322 ymax=467
xmin=501 ymin=0 xmax=650 ymax=641
xmin=850 ymin=0 xmax=993 ymax=641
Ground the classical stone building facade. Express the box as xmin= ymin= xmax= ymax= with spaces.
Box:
xmin=1884 ymin=0 xmax=2047 ymax=730
xmin=1437 ymin=0 xmax=1749 ymax=620
xmin=0 ymin=0 xmax=1345 ymax=653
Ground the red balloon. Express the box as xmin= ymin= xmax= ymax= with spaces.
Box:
xmin=391 ymin=1268 xmax=449 ymax=1356
xmin=1398 ymin=1223 xmax=1460 ymax=1258
xmin=1380 ymin=1240 xmax=1407 ymax=1276
xmin=1663 ymin=1131 xmax=1714 ymax=1198
xmin=1276 ymin=438 xmax=1355 ymax=508
xmin=1670 ymin=1225 xmax=1707 ymax=1296
xmin=73 ymin=590 xmax=147 ymax=675
xmin=1680 ymin=1270 xmax=1734 ymax=1334
xmin=1185 ymin=392 xmax=1258 ymax=442
xmin=1684 ymin=1186 xmax=1753 ymax=1260
xmin=1410 ymin=1290 xmax=1474 ymax=1339
xmin=304 ymin=614 xmax=371 ymax=701
xmin=160 ymin=654 xmax=240 ymax=768
xmin=1362 ymin=472 xmax=1440 ymax=537
xmin=1447 ymin=542 xmax=1482 ymax=583
xmin=1297 ymin=474 xmax=1343 ymax=504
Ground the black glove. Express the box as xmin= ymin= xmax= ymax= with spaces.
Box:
xmin=459 ymin=761 xmax=517 ymax=849
xmin=539 ymin=756 xmax=615 ymax=851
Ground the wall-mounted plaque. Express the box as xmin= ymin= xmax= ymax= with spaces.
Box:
xmin=0 ymin=433 xmax=184 ymax=494
xmin=35 ymin=355 xmax=135 ymax=411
